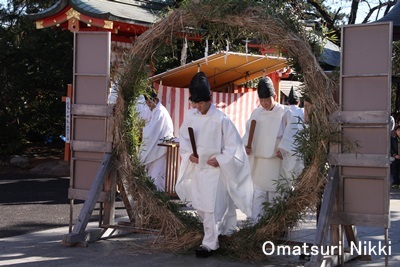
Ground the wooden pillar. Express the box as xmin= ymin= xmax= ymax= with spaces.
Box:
xmin=102 ymin=169 xmax=116 ymax=226
xmin=268 ymin=72 xmax=281 ymax=103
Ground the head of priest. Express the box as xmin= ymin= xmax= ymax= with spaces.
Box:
xmin=144 ymin=88 xmax=159 ymax=110
xmin=287 ymin=86 xmax=300 ymax=106
xmin=257 ymin=76 xmax=277 ymax=111
xmin=189 ymin=71 xmax=212 ymax=115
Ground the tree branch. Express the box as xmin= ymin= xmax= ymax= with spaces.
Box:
xmin=348 ymin=0 xmax=360 ymax=25
xmin=361 ymin=1 xmax=396 ymax=24
xmin=307 ymin=0 xmax=340 ymax=44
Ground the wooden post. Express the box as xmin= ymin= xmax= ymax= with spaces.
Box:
xmin=62 ymin=153 xmax=113 ymax=246
xmin=102 ymin=169 xmax=116 ymax=226
xmin=117 ymin=173 xmax=136 ymax=222
xmin=306 ymin=167 xmax=339 ymax=266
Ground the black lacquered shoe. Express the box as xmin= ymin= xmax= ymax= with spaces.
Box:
xmin=195 ymin=246 xmax=213 ymax=258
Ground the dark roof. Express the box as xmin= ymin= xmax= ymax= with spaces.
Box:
xmin=375 ymin=1 xmax=400 ymax=40
xmin=319 ymin=39 xmax=340 ymax=68
xmin=27 ymin=0 xmax=170 ymax=26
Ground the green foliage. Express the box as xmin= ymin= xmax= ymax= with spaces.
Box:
xmin=295 ymin=121 xmax=329 ymax=167
xmin=127 ymin=102 xmax=145 ymax=156
xmin=118 ymin=57 xmax=151 ymax=104
xmin=0 ymin=0 xmax=72 ymax=154
xmin=392 ymin=41 xmax=400 ymax=113
xmin=393 ymin=40 xmax=400 ymax=82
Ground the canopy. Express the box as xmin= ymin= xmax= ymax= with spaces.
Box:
xmin=150 ymin=51 xmax=288 ymax=91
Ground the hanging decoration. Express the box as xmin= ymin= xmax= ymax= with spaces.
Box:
xmin=204 ymin=38 xmax=209 ymax=65
xmin=180 ymin=36 xmax=188 ymax=66
xmin=224 ymin=39 xmax=230 ymax=64
xmin=245 ymin=38 xmax=249 ymax=62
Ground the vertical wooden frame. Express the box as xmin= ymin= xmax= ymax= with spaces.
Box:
xmin=69 ymin=32 xmax=112 ymax=201
xmin=332 ymin=22 xmax=392 ymax=228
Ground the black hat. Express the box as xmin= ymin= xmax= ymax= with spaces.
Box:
xmin=257 ymin=77 xmax=276 ymax=98
xmin=144 ymin=88 xmax=158 ymax=101
xmin=189 ymin=72 xmax=211 ymax=103
xmin=287 ymin=86 xmax=299 ymax=104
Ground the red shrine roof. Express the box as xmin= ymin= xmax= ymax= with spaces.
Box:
xmin=27 ymin=0 xmax=171 ymax=42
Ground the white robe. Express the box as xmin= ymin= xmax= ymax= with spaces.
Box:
xmin=175 ymin=104 xmax=253 ymax=217
xmin=107 ymin=82 xmax=118 ymax=105
xmin=139 ymin=102 xmax=174 ymax=191
xmin=242 ymin=104 xmax=292 ymax=192
xmin=242 ymin=103 xmax=292 ymax=222
xmin=278 ymin=105 xmax=305 ymax=180
xmin=135 ymin=95 xmax=151 ymax=123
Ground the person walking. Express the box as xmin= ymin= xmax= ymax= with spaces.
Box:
xmin=279 ymin=86 xmax=305 ymax=180
xmin=175 ymin=72 xmax=253 ymax=258
xmin=242 ymin=77 xmax=293 ymax=223
xmin=286 ymin=86 xmax=304 ymax=125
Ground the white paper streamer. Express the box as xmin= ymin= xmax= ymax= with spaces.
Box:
xmin=204 ymin=38 xmax=209 ymax=65
xmin=180 ymin=37 xmax=188 ymax=66
xmin=225 ymin=39 xmax=230 ymax=64
xmin=245 ymin=38 xmax=249 ymax=62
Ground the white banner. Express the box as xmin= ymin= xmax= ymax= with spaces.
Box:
xmin=65 ymin=97 xmax=71 ymax=143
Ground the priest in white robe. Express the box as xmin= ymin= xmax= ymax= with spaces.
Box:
xmin=135 ymin=94 xmax=151 ymax=123
xmin=279 ymin=86 xmax=305 ymax=180
xmin=242 ymin=77 xmax=292 ymax=223
xmin=286 ymin=86 xmax=304 ymax=126
xmin=139 ymin=91 xmax=174 ymax=191
xmin=175 ymin=72 xmax=253 ymax=258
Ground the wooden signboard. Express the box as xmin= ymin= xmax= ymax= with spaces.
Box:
xmin=308 ymin=22 xmax=392 ymax=266
xmin=331 ymin=22 xmax=392 ymax=228
xmin=69 ymin=32 xmax=112 ymax=202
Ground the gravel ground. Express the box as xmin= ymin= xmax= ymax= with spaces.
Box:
xmin=0 ymin=151 xmax=126 ymax=239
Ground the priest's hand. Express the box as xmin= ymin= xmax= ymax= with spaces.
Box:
xmin=276 ymin=150 xmax=283 ymax=160
xmin=189 ymin=154 xmax=199 ymax=164
xmin=207 ymin=157 xmax=220 ymax=167
xmin=245 ymin=146 xmax=251 ymax=155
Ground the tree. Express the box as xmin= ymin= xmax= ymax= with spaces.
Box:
xmin=280 ymin=0 xmax=396 ymax=45
xmin=0 ymin=0 xmax=73 ymax=154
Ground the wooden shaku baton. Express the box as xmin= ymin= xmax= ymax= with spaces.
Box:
xmin=246 ymin=119 xmax=257 ymax=149
xmin=188 ymin=127 xmax=198 ymax=158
